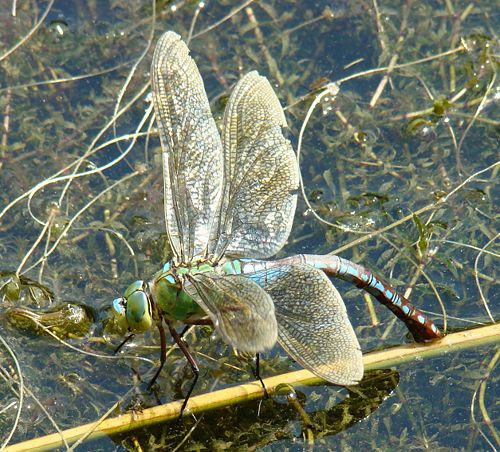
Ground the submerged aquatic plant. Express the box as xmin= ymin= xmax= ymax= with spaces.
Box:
xmin=0 ymin=0 xmax=497 ymax=450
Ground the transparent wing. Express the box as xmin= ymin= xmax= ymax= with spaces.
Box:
xmin=248 ymin=264 xmax=363 ymax=385
xmin=209 ymin=72 xmax=299 ymax=260
xmin=151 ymin=31 xmax=223 ymax=262
xmin=184 ymin=272 xmax=278 ymax=353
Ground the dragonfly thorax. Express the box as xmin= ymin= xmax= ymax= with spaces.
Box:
xmin=150 ymin=260 xmax=208 ymax=323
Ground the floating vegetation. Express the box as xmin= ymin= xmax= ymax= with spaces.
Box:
xmin=0 ymin=0 xmax=498 ymax=450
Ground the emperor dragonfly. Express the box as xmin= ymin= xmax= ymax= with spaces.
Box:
xmin=113 ymin=31 xmax=442 ymax=414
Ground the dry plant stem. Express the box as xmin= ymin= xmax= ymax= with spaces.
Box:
xmin=473 ymin=233 xmax=497 ymax=323
xmin=0 ymin=0 xmax=54 ymax=63
xmin=187 ymin=2 xmax=204 ymax=45
xmin=434 ymin=240 xmax=500 ymax=259
xmin=245 ymin=6 xmax=284 ymax=85
xmin=191 ymin=0 xmax=256 ymax=39
xmin=331 ymin=159 xmax=499 ymax=256
xmin=143 ymin=108 xmax=156 ymax=165
xmin=285 ymin=45 xmax=465 ymax=112
xmin=38 ymin=214 xmax=55 ymax=283
xmin=363 ymin=292 xmax=379 ymax=327
xmin=0 ymin=89 xmax=150 ymax=225
xmin=337 ymin=45 xmax=465 ymax=86
xmin=66 ymin=401 xmax=122 ymax=452
xmin=485 ymin=164 xmax=499 ymax=202
xmin=455 ymin=70 xmax=497 ymax=175
xmin=297 ymin=77 xmax=498 ymax=248
xmin=451 ymin=113 xmax=499 ymax=126
xmin=104 ymin=210 xmax=119 ymax=280
xmin=22 ymin=130 xmax=150 ymax=218
xmin=478 ymin=349 xmax=500 ymax=447
xmin=100 ymin=227 xmax=138 ymax=277
xmin=1 ymin=87 xmax=11 ymax=163
xmin=0 ymin=401 xmax=16 ymax=416
xmin=112 ymin=0 xmax=156 ymax=156
xmin=6 ymin=325 xmax=499 ymax=452
xmin=282 ymin=9 xmax=332 ymax=36
xmin=372 ymin=0 xmax=386 ymax=52
xmin=297 ymin=83 xmax=371 ymax=234
xmin=389 ymin=92 xmax=483 ymax=121
xmin=393 ymin=384 xmax=428 ymax=445
xmin=369 ymin=0 xmax=412 ymax=107
xmin=20 ymin=317 xmax=155 ymax=366
xmin=344 ymin=58 xmax=365 ymax=70
xmin=23 ymin=171 xmax=141 ymax=275
xmin=68 ymin=171 xmax=156 ymax=245
xmin=17 ymin=383 xmax=68 ymax=449
xmin=172 ymin=416 xmax=203 ymax=452
xmin=0 ymin=1 xmax=155 ymax=93
xmin=42 ymin=84 xmax=152 ymax=222
xmin=469 ymin=349 xmax=500 ymax=450
xmin=295 ymin=48 xmax=467 ymax=203
xmin=207 ymin=41 xmax=230 ymax=92
xmin=40 ymin=323 xmax=184 ymax=452
xmin=57 ymin=84 xmax=152 ymax=210
xmin=15 ymin=208 xmax=56 ymax=276
xmin=411 ymin=261 xmax=447 ymax=330
xmin=21 ymin=121 xmax=150 ymax=228
xmin=0 ymin=334 xmax=23 ymax=450
xmin=0 ymin=60 xmax=136 ymax=94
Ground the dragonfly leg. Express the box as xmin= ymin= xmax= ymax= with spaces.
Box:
xmin=114 ymin=334 xmax=135 ymax=354
xmin=253 ymin=353 xmax=269 ymax=398
xmin=178 ymin=324 xmax=190 ymax=339
xmin=166 ymin=321 xmax=199 ymax=417
xmin=148 ymin=320 xmax=168 ymax=389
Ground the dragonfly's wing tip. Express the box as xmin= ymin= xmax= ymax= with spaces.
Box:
xmin=245 ymin=71 xmax=288 ymax=127
xmin=158 ymin=30 xmax=181 ymax=44
xmin=255 ymin=263 xmax=365 ymax=386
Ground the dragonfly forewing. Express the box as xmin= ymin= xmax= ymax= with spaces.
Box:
xmin=210 ymin=72 xmax=299 ymax=260
xmin=185 ymin=272 xmax=278 ymax=353
xmin=248 ymin=263 xmax=363 ymax=385
xmin=152 ymin=31 xmax=223 ymax=262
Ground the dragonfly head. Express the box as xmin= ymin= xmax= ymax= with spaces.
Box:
xmin=112 ymin=280 xmax=153 ymax=334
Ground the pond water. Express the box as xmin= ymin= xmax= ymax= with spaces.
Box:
xmin=0 ymin=1 xmax=498 ymax=450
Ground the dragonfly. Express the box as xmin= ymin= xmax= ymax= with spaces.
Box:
xmin=113 ymin=30 xmax=442 ymax=415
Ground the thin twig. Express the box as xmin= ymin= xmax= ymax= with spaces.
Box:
xmin=473 ymin=233 xmax=498 ymax=323
xmin=0 ymin=334 xmax=24 ymax=450
xmin=192 ymin=0 xmax=256 ymax=39
xmin=0 ymin=0 xmax=55 ymax=63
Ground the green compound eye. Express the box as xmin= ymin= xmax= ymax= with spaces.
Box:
xmin=124 ymin=280 xmax=144 ymax=299
xmin=126 ymin=290 xmax=152 ymax=333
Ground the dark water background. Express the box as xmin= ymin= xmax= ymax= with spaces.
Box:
xmin=0 ymin=1 xmax=498 ymax=450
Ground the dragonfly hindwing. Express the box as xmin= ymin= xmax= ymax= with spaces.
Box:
xmin=210 ymin=71 xmax=299 ymax=260
xmin=248 ymin=263 xmax=363 ymax=385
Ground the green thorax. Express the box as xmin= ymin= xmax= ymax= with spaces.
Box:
xmin=151 ymin=261 xmax=213 ymax=322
